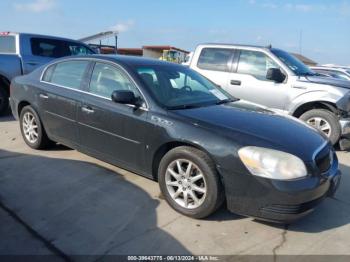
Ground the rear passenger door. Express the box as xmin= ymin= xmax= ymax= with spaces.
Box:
xmin=192 ymin=47 xmax=235 ymax=88
xmin=77 ymin=62 xmax=150 ymax=171
xmin=39 ymin=60 xmax=90 ymax=147
xmin=227 ymin=50 xmax=288 ymax=110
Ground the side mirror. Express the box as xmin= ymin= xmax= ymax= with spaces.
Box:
xmin=266 ymin=68 xmax=286 ymax=83
xmin=111 ymin=90 xmax=139 ymax=106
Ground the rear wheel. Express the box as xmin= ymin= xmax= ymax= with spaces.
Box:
xmin=300 ymin=109 xmax=341 ymax=145
xmin=20 ymin=105 xmax=53 ymax=149
xmin=158 ymin=146 xmax=224 ymax=219
xmin=0 ymin=87 xmax=9 ymax=115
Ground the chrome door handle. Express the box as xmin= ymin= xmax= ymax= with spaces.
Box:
xmin=81 ymin=106 xmax=94 ymax=114
xmin=39 ymin=94 xmax=49 ymax=99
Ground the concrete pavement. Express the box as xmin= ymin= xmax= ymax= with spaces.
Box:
xmin=1 ymin=115 xmax=350 ymax=260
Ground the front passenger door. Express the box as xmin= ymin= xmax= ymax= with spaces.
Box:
xmin=77 ymin=62 xmax=150 ymax=171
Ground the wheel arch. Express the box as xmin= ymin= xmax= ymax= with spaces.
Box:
xmin=151 ymin=141 xmax=216 ymax=181
xmin=292 ymin=101 xmax=338 ymax=118
xmin=17 ymin=100 xmax=32 ymax=117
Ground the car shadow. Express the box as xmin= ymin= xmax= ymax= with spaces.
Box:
xmin=46 ymin=143 xmax=74 ymax=151
xmin=205 ymin=204 xmax=245 ymax=222
xmin=0 ymin=110 xmax=15 ymax=122
xmin=0 ymin=149 xmax=190 ymax=258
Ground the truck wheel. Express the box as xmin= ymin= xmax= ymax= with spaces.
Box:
xmin=0 ymin=88 xmax=9 ymax=115
xmin=300 ymin=109 xmax=341 ymax=145
xmin=158 ymin=146 xmax=224 ymax=219
xmin=20 ymin=105 xmax=53 ymax=149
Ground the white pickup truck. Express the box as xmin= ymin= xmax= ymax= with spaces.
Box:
xmin=188 ymin=43 xmax=350 ymax=147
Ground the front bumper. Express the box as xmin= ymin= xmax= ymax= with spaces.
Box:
xmin=219 ymin=156 xmax=341 ymax=224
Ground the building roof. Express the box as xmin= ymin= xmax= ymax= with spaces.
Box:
xmin=117 ymin=48 xmax=143 ymax=56
xmin=142 ymin=45 xmax=190 ymax=54
xmin=291 ymin=53 xmax=317 ymax=65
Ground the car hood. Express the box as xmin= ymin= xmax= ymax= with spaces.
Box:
xmin=298 ymin=75 xmax=350 ymax=89
xmin=173 ymin=101 xmax=327 ymax=161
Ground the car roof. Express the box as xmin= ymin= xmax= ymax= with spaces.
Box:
xmin=2 ymin=32 xmax=89 ymax=45
xmin=197 ymin=43 xmax=270 ymax=50
xmin=59 ymin=54 xmax=183 ymax=67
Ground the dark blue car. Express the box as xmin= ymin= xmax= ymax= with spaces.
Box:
xmin=10 ymin=55 xmax=341 ymax=223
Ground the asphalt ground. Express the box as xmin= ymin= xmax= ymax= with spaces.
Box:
xmin=1 ymin=114 xmax=350 ymax=261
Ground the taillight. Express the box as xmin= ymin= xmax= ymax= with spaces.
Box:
xmin=0 ymin=32 xmax=10 ymax=36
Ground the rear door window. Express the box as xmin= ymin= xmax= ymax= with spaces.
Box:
xmin=45 ymin=60 xmax=89 ymax=90
xmin=197 ymin=48 xmax=234 ymax=72
xmin=0 ymin=36 xmax=16 ymax=53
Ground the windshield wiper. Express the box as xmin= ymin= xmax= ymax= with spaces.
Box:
xmin=215 ymin=98 xmax=238 ymax=105
xmin=299 ymin=72 xmax=316 ymax=77
xmin=168 ymin=104 xmax=204 ymax=110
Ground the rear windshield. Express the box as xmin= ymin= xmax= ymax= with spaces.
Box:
xmin=0 ymin=36 xmax=16 ymax=53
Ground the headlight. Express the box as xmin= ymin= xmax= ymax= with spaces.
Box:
xmin=238 ymin=146 xmax=307 ymax=180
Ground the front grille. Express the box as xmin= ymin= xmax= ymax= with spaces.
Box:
xmin=261 ymin=196 xmax=326 ymax=215
xmin=315 ymin=145 xmax=333 ymax=173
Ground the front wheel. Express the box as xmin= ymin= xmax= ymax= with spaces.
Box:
xmin=300 ymin=109 xmax=341 ymax=145
xmin=158 ymin=146 xmax=224 ymax=219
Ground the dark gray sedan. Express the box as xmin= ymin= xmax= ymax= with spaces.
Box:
xmin=10 ymin=55 xmax=341 ymax=222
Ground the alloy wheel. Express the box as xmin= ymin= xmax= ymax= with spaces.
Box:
xmin=22 ymin=112 xmax=39 ymax=144
xmin=307 ymin=117 xmax=332 ymax=137
xmin=165 ymin=159 xmax=207 ymax=209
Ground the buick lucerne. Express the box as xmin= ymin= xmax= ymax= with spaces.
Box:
xmin=10 ymin=55 xmax=341 ymax=223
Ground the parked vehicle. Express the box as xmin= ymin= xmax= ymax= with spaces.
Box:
xmin=310 ymin=66 xmax=350 ymax=81
xmin=0 ymin=32 xmax=95 ymax=114
xmin=10 ymin=55 xmax=341 ymax=223
xmin=188 ymin=44 xmax=350 ymax=146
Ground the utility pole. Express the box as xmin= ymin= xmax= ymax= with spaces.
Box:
xmin=299 ymin=30 xmax=303 ymax=55
xmin=115 ymin=34 xmax=118 ymax=54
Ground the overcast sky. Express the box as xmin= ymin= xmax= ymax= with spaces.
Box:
xmin=1 ymin=0 xmax=349 ymax=65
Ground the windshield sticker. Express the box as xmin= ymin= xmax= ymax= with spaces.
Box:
xmin=209 ymin=89 xmax=228 ymax=100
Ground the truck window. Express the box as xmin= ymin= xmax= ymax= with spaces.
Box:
xmin=237 ymin=50 xmax=280 ymax=80
xmin=68 ymin=43 xmax=94 ymax=55
xmin=0 ymin=36 xmax=16 ymax=53
xmin=31 ymin=38 xmax=70 ymax=58
xmin=45 ymin=60 xmax=89 ymax=90
xmin=31 ymin=38 xmax=94 ymax=58
xmin=197 ymin=48 xmax=234 ymax=72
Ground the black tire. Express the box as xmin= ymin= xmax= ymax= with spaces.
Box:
xmin=158 ymin=146 xmax=224 ymax=219
xmin=300 ymin=109 xmax=341 ymax=145
xmin=19 ymin=105 xmax=53 ymax=149
xmin=0 ymin=87 xmax=9 ymax=115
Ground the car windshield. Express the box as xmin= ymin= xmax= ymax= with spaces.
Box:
xmin=271 ymin=48 xmax=315 ymax=76
xmin=135 ymin=65 xmax=235 ymax=109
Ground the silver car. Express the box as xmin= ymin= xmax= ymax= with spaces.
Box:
xmin=189 ymin=44 xmax=350 ymax=146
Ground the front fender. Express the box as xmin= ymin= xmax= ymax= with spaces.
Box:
xmin=289 ymin=90 xmax=348 ymax=115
